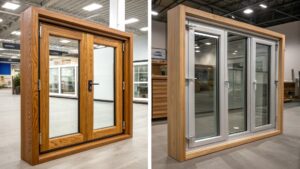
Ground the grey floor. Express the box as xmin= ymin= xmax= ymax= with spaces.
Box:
xmin=0 ymin=89 xmax=148 ymax=169
xmin=152 ymin=102 xmax=300 ymax=169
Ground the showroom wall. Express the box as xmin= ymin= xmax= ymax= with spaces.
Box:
xmin=268 ymin=21 xmax=300 ymax=81
xmin=152 ymin=20 xmax=167 ymax=49
xmin=134 ymin=34 xmax=148 ymax=61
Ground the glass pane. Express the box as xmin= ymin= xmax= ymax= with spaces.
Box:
xmin=93 ymin=44 xmax=115 ymax=130
xmin=49 ymin=68 xmax=59 ymax=93
xmin=255 ymin=43 xmax=270 ymax=127
xmin=49 ymin=36 xmax=79 ymax=138
xmin=227 ymin=33 xmax=247 ymax=134
xmin=61 ymin=67 xmax=76 ymax=94
xmin=194 ymin=32 xmax=219 ymax=139
xmin=134 ymin=83 xmax=148 ymax=98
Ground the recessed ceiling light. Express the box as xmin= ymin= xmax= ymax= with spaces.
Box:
xmin=195 ymin=46 xmax=200 ymax=49
xmin=205 ymin=42 xmax=212 ymax=45
xmin=0 ymin=18 xmax=3 ymax=22
xmin=2 ymin=2 xmax=20 ymax=10
xmin=140 ymin=27 xmax=148 ymax=31
xmin=11 ymin=56 xmax=18 ymax=59
xmin=60 ymin=39 xmax=71 ymax=43
xmin=231 ymin=15 xmax=235 ymax=19
xmin=152 ymin=11 xmax=158 ymax=16
xmin=243 ymin=8 xmax=253 ymax=14
xmin=124 ymin=18 xmax=139 ymax=24
xmin=11 ymin=31 xmax=20 ymax=36
xmin=234 ymin=50 xmax=238 ymax=53
xmin=195 ymin=50 xmax=200 ymax=53
xmin=259 ymin=4 xmax=267 ymax=9
xmin=82 ymin=3 xmax=102 ymax=11
xmin=232 ymin=52 xmax=237 ymax=55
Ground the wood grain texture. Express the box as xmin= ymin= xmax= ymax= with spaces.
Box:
xmin=152 ymin=77 xmax=167 ymax=119
xmin=39 ymin=24 xmax=85 ymax=152
xmin=21 ymin=7 xmax=133 ymax=165
xmin=20 ymin=7 xmax=40 ymax=165
xmin=167 ymin=5 xmax=186 ymax=161
xmin=167 ymin=4 xmax=285 ymax=162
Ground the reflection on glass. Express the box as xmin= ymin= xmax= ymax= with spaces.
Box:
xmin=255 ymin=44 xmax=270 ymax=127
xmin=49 ymin=36 xmax=79 ymax=138
xmin=93 ymin=44 xmax=115 ymax=130
xmin=61 ymin=67 xmax=76 ymax=94
xmin=134 ymin=64 xmax=148 ymax=99
xmin=194 ymin=32 xmax=219 ymax=139
xmin=49 ymin=68 xmax=59 ymax=93
xmin=227 ymin=33 xmax=247 ymax=134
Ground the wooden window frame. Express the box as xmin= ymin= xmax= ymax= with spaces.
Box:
xmin=167 ymin=5 xmax=285 ymax=161
xmin=20 ymin=7 xmax=133 ymax=165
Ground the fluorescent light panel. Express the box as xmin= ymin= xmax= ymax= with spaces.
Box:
xmin=124 ymin=18 xmax=139 ymax=24
xmin=2 ymin=2 xmax=20 ymax=10
xmin=60 ymin=39 xmax=71 ymax=43
xmin=0 ymin=18 xmax=3 ymax=22
xmin=151 ymin=11 xmax=158 ymax=16
xmin=11 ymin=31 xmax=20 ymax=36
xmin=82 ymin=3 xmax=102 ymax=11
xmin=195 ymin=32 xmax=219 ymax=39
xmin=243 ymin=8 xmax=253 ymax=14
xmin=259 ymin=4 xmax=267 ymax=8
xmin=140 ymin=27 xmax=148 ymax=31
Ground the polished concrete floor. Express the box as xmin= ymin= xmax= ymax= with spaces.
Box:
xmin=152 ymin=102 xmax=300 ymax=169
xmin=0 ymin=89 xmax=148 ymax=169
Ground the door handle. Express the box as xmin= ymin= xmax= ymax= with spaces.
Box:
xmin=253 ymin=80 xmax=257 ymax=91
xmin=88 ymin=80 xmax=99 ymax=92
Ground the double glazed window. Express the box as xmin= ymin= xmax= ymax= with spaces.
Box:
xmin=186 ymin=21 xmax=278 ymax=148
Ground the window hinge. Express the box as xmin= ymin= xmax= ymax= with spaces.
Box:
xmin=122 ymin=121 xmax=126 ymax=130
xmin=122 ymin=43 xmax=125 ymax=52
xmin=39 ymin=133 xmax=42 ymax=145
xmin=38 ymin=79 xmax=41 ymax=91
xmin=122 ymin=81 xmax=125 ymax=90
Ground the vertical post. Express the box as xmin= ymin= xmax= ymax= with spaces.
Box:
xmin=109 ymin=0 xmax=125 ymax=31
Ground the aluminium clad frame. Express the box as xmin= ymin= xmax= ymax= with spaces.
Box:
xmin=167 ymin=5 xmax=284 ymax=161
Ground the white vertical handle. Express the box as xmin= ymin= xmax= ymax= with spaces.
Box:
xmin=253 ymin=80 xmax=257 ymax=90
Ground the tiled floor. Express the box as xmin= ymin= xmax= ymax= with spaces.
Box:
xmin=0 ymin=89 xmax=148 ymax=169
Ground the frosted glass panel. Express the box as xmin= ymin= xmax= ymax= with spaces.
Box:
xmin=49 ymin=36 xmax=79 ymax=138
xmin=93 ymin=45 xmax=115 ymax=129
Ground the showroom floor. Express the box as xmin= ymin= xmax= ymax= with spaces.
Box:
xmin=152 ymin=102 xmax=300 ymax=169
xmin=0 ymin=89 xmax=148 ymax=169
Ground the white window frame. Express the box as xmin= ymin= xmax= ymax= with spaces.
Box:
xmin=133 ymin=61 xmax=148 ymax=102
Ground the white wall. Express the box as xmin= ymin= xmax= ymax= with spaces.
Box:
xmin=133 ymin=34 xmax=148 ymax=61
xmin=152 ymin=20 xmax=167 ymax=49
xmin=268 ymin=21 xmax=300 ymax=81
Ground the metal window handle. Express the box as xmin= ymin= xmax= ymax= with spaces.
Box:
xmin=225 ymin=81 xmax=230 ymax=88
xmin=88 ymin=80 xmax=99 ymax=92
xmin=253 ymin=80 xmax=257 ymax=90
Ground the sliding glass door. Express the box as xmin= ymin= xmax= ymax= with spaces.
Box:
xmin=186 ymin=22 xmax=278 ymax=148
xmin=186 ymin=23 xmax=226 ymax=147
xmin=251 ymin=38 xmax=276 ymax=132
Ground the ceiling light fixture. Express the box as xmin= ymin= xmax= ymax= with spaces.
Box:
xmin=124 ymin=18 xmax=139 ymax=24
xmin=60 ymin=39 xmax=71 ymax=43
xmin=82 ymin=3 xmax=102 ymax=11
xmin=140 ymin=27 xmax=148 ymax=31
xmin=0 ymin=18 xmax=3 ymax=22
xmin=243 ymin=8 xmax=253 ymax=14
xmin=2 ymin=2 xmax=20 ymax=10
xmin=205 ymin=42 xmax=212 ymax=45
xmin=259 ymin=4 xmax=267 ymax=9
xmin=231 ymin=15 xmax=235 ymax=19
xmin=11 ymin=31 xmax=20 ymax=36
xmin=151 ymin=11 xmax=158 ymax=16
xmin=195 ymin=50 xmax=200 ymax=53
xmin=195 ymin=46 xmax=200 ymax=49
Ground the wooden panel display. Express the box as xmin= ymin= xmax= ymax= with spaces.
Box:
xmin=152 ymin=76 xmax=167 ymax=119
xmin=20 ymin=7 xmax=133 ymax=165
xmin=167 ymin=5 xmax=285 ymax=161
